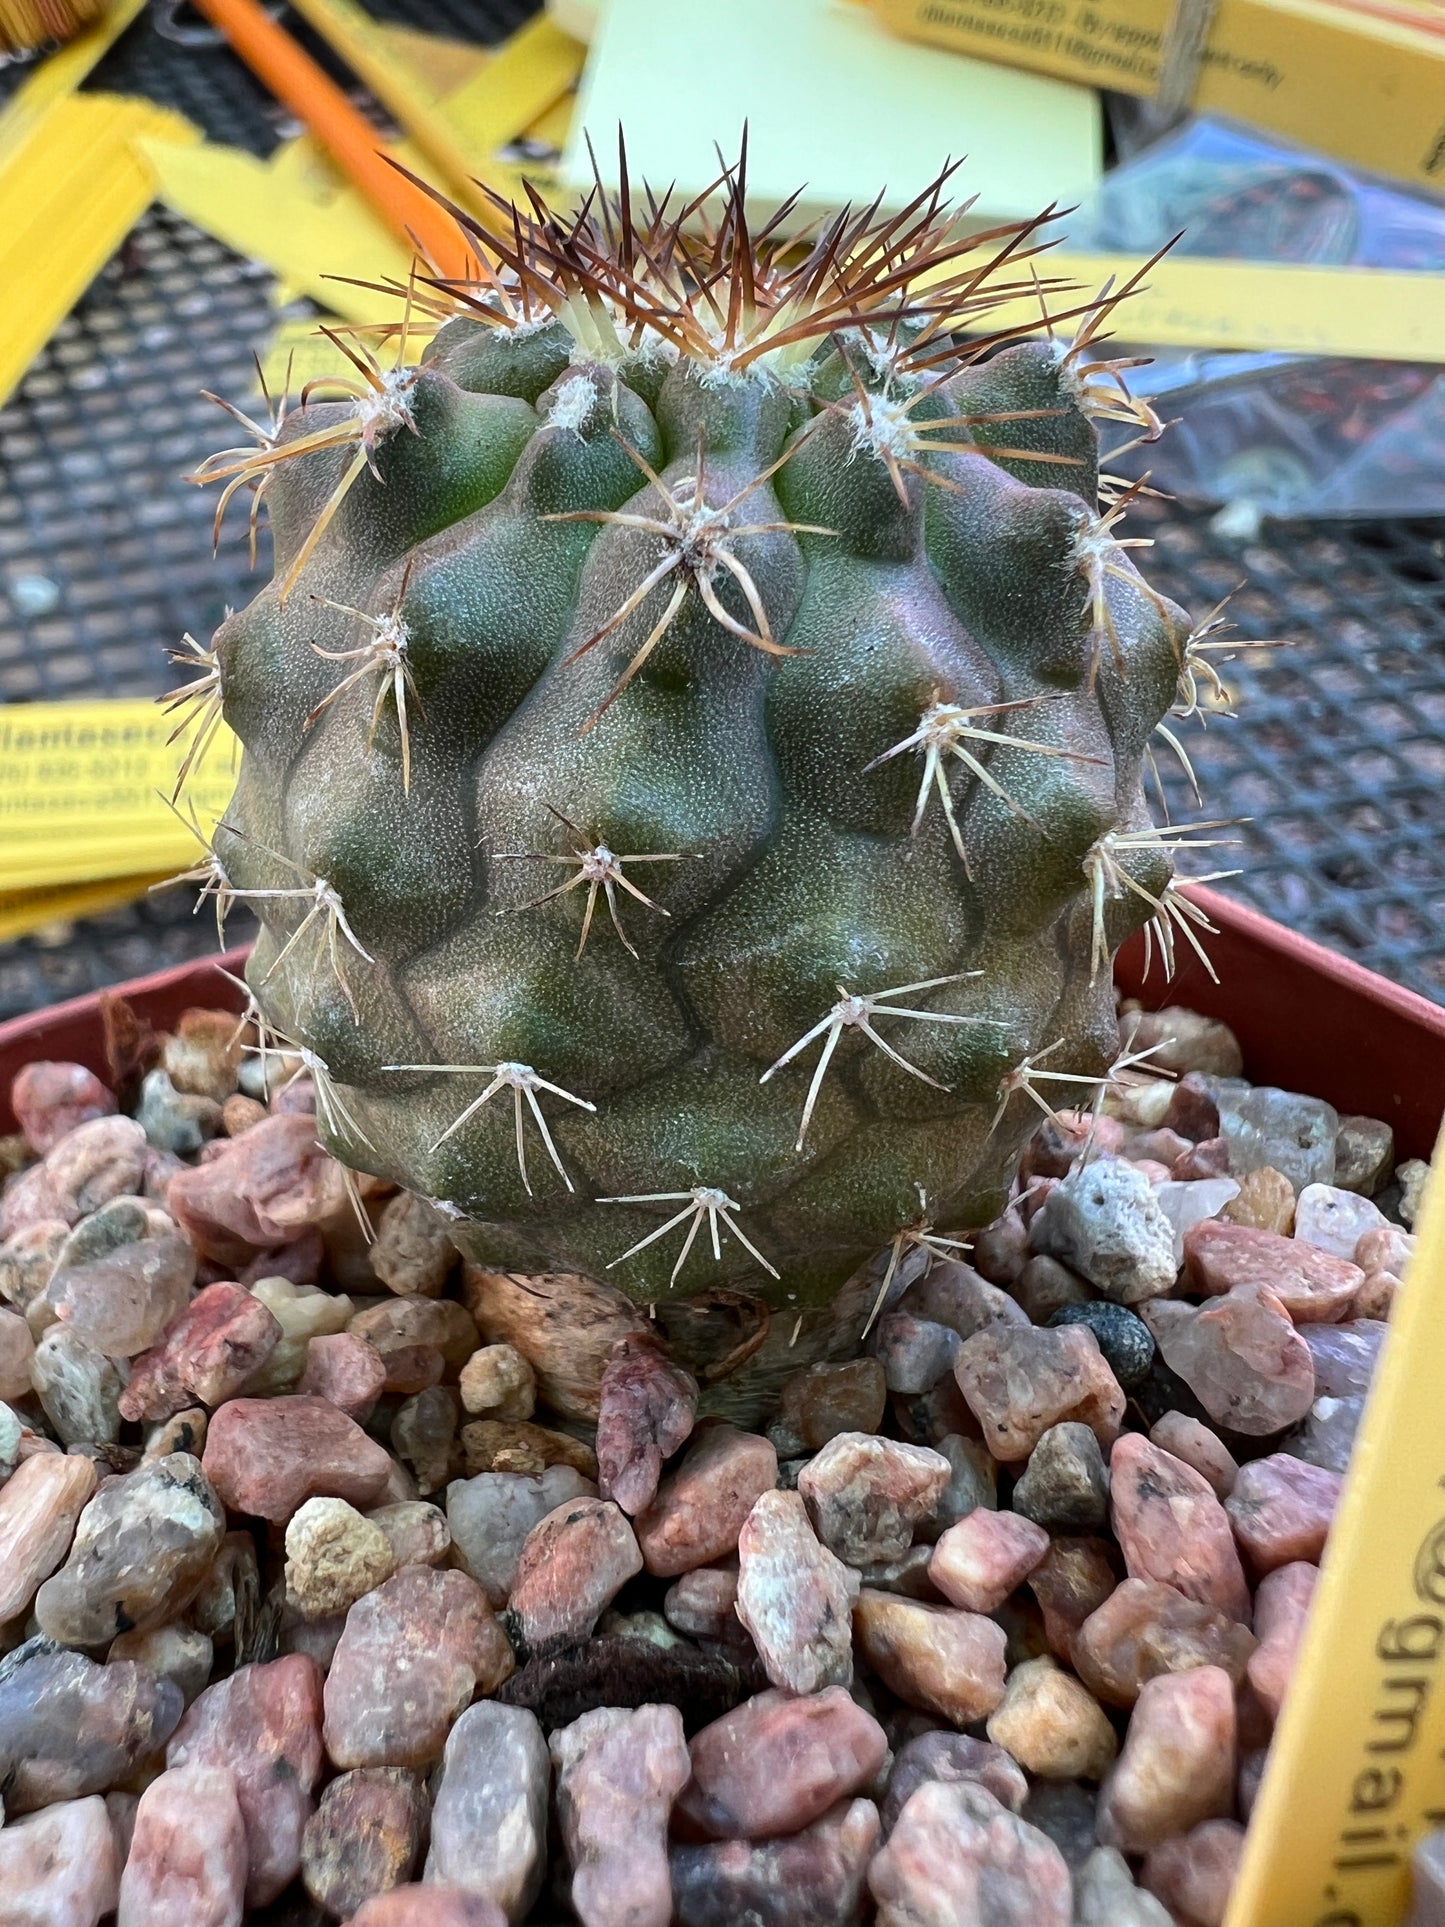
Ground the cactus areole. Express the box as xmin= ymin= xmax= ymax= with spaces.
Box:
xmin=182 ymin=154 xmax=1222 ymax=1411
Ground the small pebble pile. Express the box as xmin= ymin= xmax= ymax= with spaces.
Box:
xmin=0 ymin=994 xmax=1427 ymax=1927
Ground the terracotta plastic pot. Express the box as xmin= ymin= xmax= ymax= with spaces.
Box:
xmin=2 ymin=890 xmax=1442 ymax=1155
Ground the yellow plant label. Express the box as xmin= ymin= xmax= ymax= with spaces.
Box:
xmin=1228 ymin=1137 xmax=1445 ymax=1927
xmin=0 ymin=701 xmax=237 ymax=891
xmin=956 ymin=252 xmax=1445 ymax=366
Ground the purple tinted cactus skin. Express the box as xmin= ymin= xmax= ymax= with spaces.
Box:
xmin=191 ymin=168 xmax=1191 ymax=1403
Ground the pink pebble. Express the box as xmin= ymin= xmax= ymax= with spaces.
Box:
xmin=1142 ymin=1817 xmax=1246 ymax=1927
xmin=634 ymin=1424 xmax=778 ymax=1578
xmin=1148 ymin=1411 xmax=1239 ymax=1499
xmin=43 ymin=1116 xmax=148 ymax=1223
xmin=119 ymin=1282 xmax=282 ymax=1423
xmin=168 ymin=1115 xmax=349 ymax=1265
xmin=736 ymin=1489 xmax=855 ymax=1695
xmin=1173 ymin=1138 xmax=1232 ymax=1181
xmin=323 ymin=1566 xmax=515 ymax=1770
xmin=116 ymin=1763 xmax=247 ymax=1927
xmin=203 ymin=1396 xmax=394 ymax=1523
xmin=676 ymin=1688 xmax=888 ymax=1841
xmin=0 ymin=1161 xmax=64 ymax=1238
xmin=511 ymin=1498 xmax=643 ymax=1651
xmin=954 ymin=1324 xmax=1125 ymax=1464
xmin=594 ymin=1331 xmax=697 ymax=1518
xmin=167 ymin=1655 xmax=325 ymax=1907
xmin=1111 ymin=1433 xmax=1250 ymax=1622
xmin=929 ymin=1508 xmax=1050 ymax=1614
xmin=0 ymin=1795 xmax=120 ymax=1927
xmin=346 ymin=1888 xmax=507 ymax=1927
xmin=869 ymin=1780 xmax=1071 ymax=1927
xmin=1355 ymin=1225 xmax=1414 ymax=1276
xmin=298 ymin=1333 xmax=387 ymax=1421
xmin=1184 ymin=1219 xmax=1361 ymax=1323
xmin=11 ymin=1062 xmax=117 ymax=1155
xmin=1098 ymin=1666 xmax=1237 ymax=1855
xmin=1226 ymin=1454 xmax=1342 ymax=1575
xmin=1247 ymin=1561 xmax=1319 ymax=1722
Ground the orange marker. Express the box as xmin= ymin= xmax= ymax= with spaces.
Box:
xmin=188 ymin=0 xmax=477 ymax=280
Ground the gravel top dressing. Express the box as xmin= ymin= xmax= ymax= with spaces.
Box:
xmin=0 ymin=989 xmax=1424 ymax=1925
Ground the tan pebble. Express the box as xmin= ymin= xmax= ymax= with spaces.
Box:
xmin=459 ymin=1265 xmax=644 ymax=1421
xmin=34 ymin=1452 xmax=225 ymax=1647
xmin=285 ymin=1496 xmax=396 ymax=1619
xmin=369 ymin=1191 xmax=457 ymax=1299
xmin=221 ymin=1093 xmax=269 ymax=1136
xmin=985 ymin=1655 xmax=1118 ymax=1781
xmin=142 ymin=1407 xmax=209 ymax=1464
xmin=779 ymin=1358 xmax=887 ymax=1449
xmin=1222 ymin=1166 xmax=1295 ymax=1235
xmin=1027 ymin=1536 xmax=1120 ymax=1661
xmin=1117 ymin=1006 xmax=1243 ymax=1079
xmin=1352 ymin=1269 xmax=1401 ymax=1320
xmin=460 ymin=1418 xmax=596 ymax=1479
xmin=244 ymin=1277 xmax=354 ymax=1397
xmin=109 ymin=1622 xmax=214 ymax=1704
xmin=853 ymin=1587 xmax=1007 ymax=1725
xmin=459 ymin=1342 xmax=536 ymax=1420
xmin=301 ymin=1767 xmax=428 ymax=1919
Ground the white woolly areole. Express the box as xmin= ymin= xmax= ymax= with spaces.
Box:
xmin=505 ymin=311 xmax=556 ymax=339
xmin=857 ymin=327 xmax=923 ymax=391
xmin=546 ymin=373 xmax=599 ymax=434
xmin=354 ymin=365 xmax=418 ymax=438
xmin=847 ymin=390 xmax=919 ymax=462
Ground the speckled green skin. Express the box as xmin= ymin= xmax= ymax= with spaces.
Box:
xmin=216 ymin=318 xmax=1183 ymax=1335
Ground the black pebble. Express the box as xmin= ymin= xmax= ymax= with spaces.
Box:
xmin=1048 ymin=1301 xmax=1156 ymax=1389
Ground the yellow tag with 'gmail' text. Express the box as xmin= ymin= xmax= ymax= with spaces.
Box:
xmin=1229 ymin=1138 xmax=1445 ymax=1927
xmin=0 ymin=700 xmax=238 ymax=893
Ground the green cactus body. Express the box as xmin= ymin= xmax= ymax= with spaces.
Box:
xmin=187 ymin=167 xmax=1196 ymax=1409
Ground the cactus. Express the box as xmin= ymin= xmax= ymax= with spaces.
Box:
xmin=178 ymin=158 xmax=1217 ymax=1408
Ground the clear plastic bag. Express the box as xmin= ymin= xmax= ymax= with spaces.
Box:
xmin=1066 ymin=116 xmax=1445 ymax=519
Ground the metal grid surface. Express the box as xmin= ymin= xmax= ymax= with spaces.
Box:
xmin=0 ymin=1 xmax=1442 ymax=1020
